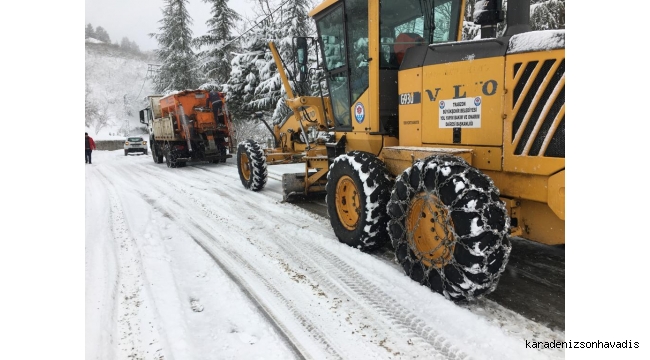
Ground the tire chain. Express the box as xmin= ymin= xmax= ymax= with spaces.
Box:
xmin=240 ymin=140 xmax=268 ymax=191
xmin=327 ymin=151 xmax=393 ymax=249
xmin=387 ymin=155 xmax=512 ymax=301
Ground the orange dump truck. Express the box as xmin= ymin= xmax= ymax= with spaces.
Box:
xmin=140 ymin=89 xmax=234 ymax=168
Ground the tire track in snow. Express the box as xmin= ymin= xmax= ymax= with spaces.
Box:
xmin=209 ymin=185 xmax=470 ymax=360
xmin=95 ymin=170 xmax=167 ymax=360
xmin=132 ymin=163 xmax=470 ymax=359
xmin=104 ymin=163 xmax=341 ymax=359
xmin=132 ymin=188 xmax=342 ymax=360
xmin=193 ymin=163 xmax=565 ymax=354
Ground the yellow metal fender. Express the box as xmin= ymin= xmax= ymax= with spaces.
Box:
xmin=547 ymin=170 xmax=565 ymax=221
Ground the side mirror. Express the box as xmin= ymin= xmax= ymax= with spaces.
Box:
xmin=139 ymin=109 xmax=146 ymax=124
xmin=295 ymin=37 xmax=308 ymax=82
xmin=254 ymin=112 xmax=264 ymax=119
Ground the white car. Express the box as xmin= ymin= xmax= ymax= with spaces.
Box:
xmin=124 ymin=137 xmax=148 ymax=156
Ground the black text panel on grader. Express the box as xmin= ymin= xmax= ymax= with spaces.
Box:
xmin=236 ymin=0 xmax=564 ymax=302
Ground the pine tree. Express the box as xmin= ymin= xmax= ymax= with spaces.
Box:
xmin=95 ymin=26 xmax=111 ymax=43
xmin=531 ymin=0 xmax=565 ymax=30
xmin=121 ymin=37 xmax=132 ymax=50
xmin=194 ymin=0 xmax=241 ymax=87
xmin=226 ymin=20 xmax=270 ymax=120
xmin=85 ymin=23 xmax=96 ymax=39
xmin=252 ymin=0 xmax=313 ymax=123
xmin=151 ymin=0 xmax=200 ymax=93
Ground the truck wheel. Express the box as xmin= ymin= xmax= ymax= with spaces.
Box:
xmin=387 ymin=155 xmax=511 ymax=301
xmin=326 ymin=151 xmax=393 ymax=251
xmin=165 ymin=148 xmax=178 ymax=168
xmin=151 ymin=137 xmax=163 ymax=163
xmin=237 ymin=139 xmax=267 ymax=191
xmin=155 ymin=146 xmax=163 ymax=163
xmin=220 ymin=147 xmax=227 ymax=163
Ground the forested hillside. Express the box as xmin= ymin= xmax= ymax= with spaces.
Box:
xmin=84 ymin=41 xmax=157 ymax=138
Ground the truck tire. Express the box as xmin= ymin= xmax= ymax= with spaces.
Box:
xmin=326 ymin=151 xmax=392 ymax=251
xmin=237 ymin=140 xmax=267 ymax=191
xmin=152 ymin=147 xmax=163 ymax=163
xmin=220 ymin=147 xmax=227 ymax=163
xmin=387 ymin=155 xmax=511 ymax=301
xmin=151 ymin=138 xmax=163 ymax=163
xmin=165 ymin=145 xmax=178 ymax=168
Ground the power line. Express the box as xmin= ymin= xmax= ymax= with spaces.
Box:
xmin=195 ymin=0 xmax=294 ymax=65
xmin=135 ymin=64 xmax=161 ymax=101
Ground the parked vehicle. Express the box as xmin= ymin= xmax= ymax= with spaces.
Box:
xmin=124 ymin=137 xmax=147 ymax=156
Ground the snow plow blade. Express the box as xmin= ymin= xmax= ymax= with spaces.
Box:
xmin=282 ymin=172 xmax=326 ymax=202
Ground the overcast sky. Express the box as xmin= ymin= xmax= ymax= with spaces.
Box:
xmin=85 ymin=0 xmax=261 ymax=51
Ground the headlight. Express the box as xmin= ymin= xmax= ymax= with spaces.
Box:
xmin=142 ymin=141 xmax=147 ymax=145
xmin=125 ymin=142 xmax=129 ymax=145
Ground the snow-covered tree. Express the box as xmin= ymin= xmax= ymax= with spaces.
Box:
xmin=530 ymin=0 xmax=564 ymax=30
xmin=463 ymin=0 xmax=565 ymax=40
xmin=95 ymin=26 xmax=111 ymax=43
xmin=85 ymin=23 xmax=96 ymax=39
xmin=120 ymin=37 xmax=141 ymax=54
xmin=226 ymin=18 xmax=272 ymax=120
xmin=151 ymin=0 xmax=200 ymax=93
xmin=194 ymin=0 xmax=241 ymax=87
xmin=85 ymin=84 xmax=99 ymax=128
xmin=251 ymin=0 xmax=313 ymax=123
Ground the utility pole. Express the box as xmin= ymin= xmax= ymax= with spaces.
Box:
xmin=123 ymin=94 xmax=129 ymax=136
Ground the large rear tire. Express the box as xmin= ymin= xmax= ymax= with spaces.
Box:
xmin=237 ymin=140 xmax=267 ymax=191
xmin=165 ymin=144 xmax=178 ymax=168
xmin=387 ymin=155 xmax=511 ymax=301
xmin=326 ymin=151 xmax=392 ymax=251
xmin=219 ymin=147 xmax=227 ymax=163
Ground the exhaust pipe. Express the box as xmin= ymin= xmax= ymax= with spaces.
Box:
xmin=473 ymin=0 xmax=504 ymax=39
xmin=504 ymin=0 xmax=531 ymax=37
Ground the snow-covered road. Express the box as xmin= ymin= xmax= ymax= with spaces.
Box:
xmin=85 ymin=150 xmax=564 ymax=360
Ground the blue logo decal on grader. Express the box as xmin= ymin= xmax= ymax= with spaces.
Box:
xmin=354 ymin=102 xmax=365 ymax=123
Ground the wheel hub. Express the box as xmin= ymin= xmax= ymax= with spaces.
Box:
xmin=240 ymin=152 xmax=251 ymax=180
xmin=335 ymin=175 xmax=360 ymax=230
xmin=406 ymin=193 xmax=455 ymax=268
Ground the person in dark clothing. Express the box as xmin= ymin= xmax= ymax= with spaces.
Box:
xmin=209 ymin=91 xmax=224 ymax=126
xmin=85 ymin=132 xmax=96 ymax=164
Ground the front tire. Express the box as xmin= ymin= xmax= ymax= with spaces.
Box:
xmin=326 ymin=151 xmax=392 ymax=251
xmin=387 ymin=155 xmax=511 ymax=301
xmin=237 ymin=140 xmax=267 ymax=191
xmin=151 ymin=137 xmax=164 ymax=163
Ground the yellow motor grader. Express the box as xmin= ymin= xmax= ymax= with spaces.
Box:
xmin=236 ymin=0 xmax=565 ymax=302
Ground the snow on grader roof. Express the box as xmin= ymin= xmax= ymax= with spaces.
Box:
xmin=508 ymin=30 xmax=565 ymax=54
